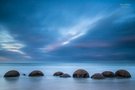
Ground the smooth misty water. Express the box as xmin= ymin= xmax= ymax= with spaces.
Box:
xmin=0 ymin=63 xmax=135 ymax=90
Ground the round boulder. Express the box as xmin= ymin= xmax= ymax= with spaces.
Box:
xmin=53 ymin=71 xmax=64 ymax=76
xmin=73 ymin=69 xmax=89 ymax=78
xmin=115 ymin=69 xmax=131 ymax=78
xmin=102 ymin=71 xmax=115 ymax=78
xmin=91 ymin=73 xmax=105 ymax=79
xmin=60 ymin=73 xmax=71 ymax=78
xmin=29 ymin=70 xmax=44 ymax=77
xmin=4 ymin=70 xmax=20 ymax=77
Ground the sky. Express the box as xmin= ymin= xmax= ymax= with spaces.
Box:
xmin=0 ymin=0 xmax=135 ymax=63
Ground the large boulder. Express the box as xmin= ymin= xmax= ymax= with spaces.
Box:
xmin=102 ymin=71 xmax=115 ymax=78
xmin=60 ymin=73 xmax=71 ymax=78
xmin=73 ymin=69 xmax=89 ymax=78
xmin=4 ymin=70 xmax=20 ymax=77
xmin=91 ymin=73 xmax=105 ymax=79
xmin=29 ymin=70 xmax=44 ymax=77
xmin=115 ymin=69 xmax=131 ymax=78
xmin=53 ymin=71 xmax=64 ymax=76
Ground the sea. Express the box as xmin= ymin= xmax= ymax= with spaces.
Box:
xmin=0 ymin=61 xmax=135 ymax=90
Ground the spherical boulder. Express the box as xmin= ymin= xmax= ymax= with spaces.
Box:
xmin=102 ymin=71 xmax=115 ymax=78
xmin=4 ymin=70 xmax=20 ymax=77
xmin=53 ymin=71 xmax=64 ymax=76
xmin=115 ymin=69 xmax=131 ymax=78
xmin=73 ymin=69 xmax=89 ymax=78
xmin=60 ymin=73 xmax=71 ymax=78
xmin=91 ymin=73 xmax=105 ymax=79
xmin=29 ymin=70 xmax=44 ymax=77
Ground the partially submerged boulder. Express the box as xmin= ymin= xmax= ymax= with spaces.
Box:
xmin=60 ymin=73 xmax=71 ymax=78
xmin=4 ymin=70 xmax=20 ymax=77
xmin=91 ymin=73 xmax=105 ymax=79
xmin=53 ymin=71 xmax=64 ymax=76
xmin=29 ymin=70 xmax=44 ymax=77
xmin=102 ymin=71 xmax=115 ymax=78
xmin=73 ymin=69 xmax=89 ymax=78
xmin=115 ymin=69 xmax=131 ymax=78
xmin=22 ymin=73 xmax=26 ymax=76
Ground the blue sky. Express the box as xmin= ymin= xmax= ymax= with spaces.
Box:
xmin=0 ymin=0 xmax=135 ymax=62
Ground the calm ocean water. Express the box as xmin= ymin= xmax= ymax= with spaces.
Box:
xmin=0 ymin=62 xmax=135 ymax=90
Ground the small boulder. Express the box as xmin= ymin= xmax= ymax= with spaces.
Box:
xmin=102 ymin=71 xmax=115 ymax=78
xmin=115 ymin=69 xmax=131 ymax=78
xmin=22 ymin=73 xmax=26 ymax=76
xmin=53 ymin=71 xmax=64 ymax=76
xmin=73 ymin=69 xmax=89 ymax=78
xmin=4 ymin=70 xmax=20 ymax=77
xmin=60 ymin=73 xmax=71 ymax=78
xmin=29 ymin=70 xmax=44 ymax=77
xmin=91 ymin=73 xmax=105 ymax=79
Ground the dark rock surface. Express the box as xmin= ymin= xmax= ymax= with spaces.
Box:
xmin=91 ymin=73 xmax=105 ymax=79
xmin=53 ymin=71 xmax=64 ymax=76
xmin=115 ymin=69 xmax=131 ymax=78
xmin=4 ymin=70 xmax=20 ymax=77
xmin=102 ymin=71 xmax=115 ymax=78
xmin=29 ymin=70 xmax=44 ymax=77
xmin=73 ymin=69 xmax=89 ymax=78
xmin=60 ymin=73 xmax=71 ymax=78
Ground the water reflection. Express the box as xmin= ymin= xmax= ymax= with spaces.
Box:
xmin=28 ymin=77 xmax=44 ymax=82
xmin=4 ymin=77 xmax=19 ymax=82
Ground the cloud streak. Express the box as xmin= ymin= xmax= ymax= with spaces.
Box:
xmin=0 ymin=25 xmax=25 ymax=55
xmin=41 ymin=16 xmax=103 ymax=52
